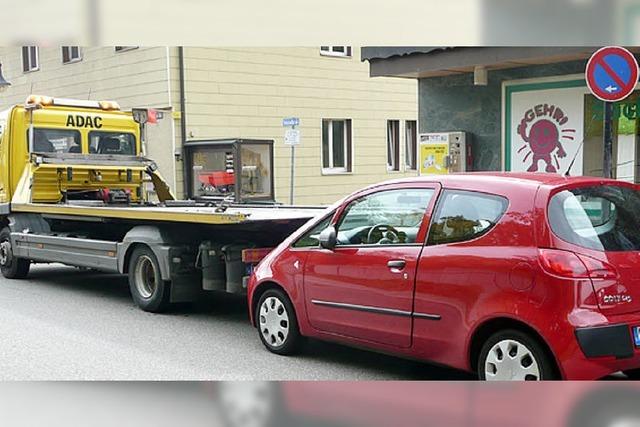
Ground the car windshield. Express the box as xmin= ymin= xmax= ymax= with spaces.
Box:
xmin=548 ymin=185 xmax=640 ymax=251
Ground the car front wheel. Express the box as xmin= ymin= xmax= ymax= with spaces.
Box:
xmin=256 ymin=289 xmax=302 ymax=355
xmin=478 ymin=329 xmax=557 ymax=381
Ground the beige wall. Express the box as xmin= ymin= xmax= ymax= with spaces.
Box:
xmin=180 ymin=47 xmax=418 ymax=205
xmin=0 ymin=46 xmax=418 ymax=205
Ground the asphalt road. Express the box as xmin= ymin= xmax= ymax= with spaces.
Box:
xmin=0 ymin=264 xmax=473 ymax=381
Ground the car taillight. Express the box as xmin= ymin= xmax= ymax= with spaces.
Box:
xmin=242 ymin=247 xmax=274 ymax=264
xmin=539 ymin=249 xmax=589 ymax=278
xmin=538 ymin=249 xmax=618 ymax=280
xmin=576 ymin=254 xmax=618 ymax=280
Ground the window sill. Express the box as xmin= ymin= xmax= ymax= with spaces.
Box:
xmin=321 ymin=168 xmax=352 ymax=176
xmin=320 ymin=52 xmax=352 ymax=58
xmin=62 ymin=58 xmax=82 ymax=65
xmin=23 ymin=67 xmax=39 ymax=74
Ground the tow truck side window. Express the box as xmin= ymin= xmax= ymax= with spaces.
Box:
xmin=27 ymin=128 xmax=81 ymax=153
xmin=89 ymin=131 xmax=136 ymax=155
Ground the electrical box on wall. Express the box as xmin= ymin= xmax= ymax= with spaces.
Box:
xmin=418 ymin=132 xmax=471 ymax=175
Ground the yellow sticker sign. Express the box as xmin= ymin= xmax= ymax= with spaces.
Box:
xmin=420 ymin=143 xmax=449 ymax=175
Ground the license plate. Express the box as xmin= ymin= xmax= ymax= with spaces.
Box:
xmin=633 ymin=327 xmax=640 ymax=347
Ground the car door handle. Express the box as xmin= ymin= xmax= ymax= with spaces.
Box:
xmin=387 ymin=260 xmax=406 ymax=270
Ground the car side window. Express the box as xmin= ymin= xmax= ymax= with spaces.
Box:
xmin=292 ymin=215 xmax=333 ymax=248
xmin=427 ymin=190 xmax=508 ymax=246
xmin=336 ymin=189 xmax=434 ymax=246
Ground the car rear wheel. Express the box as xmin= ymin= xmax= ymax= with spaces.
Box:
xmin=478 ymin=329 xmax=557 ymax=381
xmin=0 ymin=227 xmax=30 ymax=279
xmin=256 ymin=289 xmax=302 ymax=355
xmin=128 ymin=246 xmax=170 ymax=313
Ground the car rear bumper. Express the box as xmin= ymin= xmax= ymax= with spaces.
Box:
xmin=560 ymin=312 xmax=640 ymax=380
xmin=575 ymin=324 xmax=634 ymax=359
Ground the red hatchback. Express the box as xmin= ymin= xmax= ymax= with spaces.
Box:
xmin=247 ymin=173 xmax=640 ymax=380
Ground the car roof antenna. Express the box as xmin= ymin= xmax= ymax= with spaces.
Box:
xmin=564 ymin=138 xmax=584 ymax=177
xmin=564 ymin=112 xmax=598 ymax=177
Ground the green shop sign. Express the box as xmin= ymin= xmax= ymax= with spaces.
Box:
xmin=590 ymin=96 xmax=640 ymax=135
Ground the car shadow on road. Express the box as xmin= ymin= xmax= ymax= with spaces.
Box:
xmin=24 ymin=265 xmax=476 ymax=381
xmin=26 ymin=265 xmax=135 ymax=303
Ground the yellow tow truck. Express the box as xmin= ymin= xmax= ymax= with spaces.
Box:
xmin=0 ymin=96 xmax=321 ymax=312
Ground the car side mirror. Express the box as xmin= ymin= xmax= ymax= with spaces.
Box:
xmin=319 ymin=226 xmax=337 ymax=250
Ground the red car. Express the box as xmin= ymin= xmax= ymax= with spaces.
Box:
xmin=247 ymin=173 xmax=640 ymax=380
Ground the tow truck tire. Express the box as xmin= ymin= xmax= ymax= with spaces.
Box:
xmin=128 ymin=246 xmax=170 ymax=313
xmin=0 ymin=228 xmax=30 ymax=279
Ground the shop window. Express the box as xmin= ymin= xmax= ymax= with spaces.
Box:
xmin=62 ymin=46 xmax=82 ymax=64
xmin=405 ymin=120 xmax=417 ymax=170
xmin=322 ymin=119 xmax=352 ymax=173
xmin=320 ymin=46 xmax=352 ymax=57
xmin=22 ymin=46 xmax=39 ymax=72
xmin=427 ymin=190 xmax=508 ymax=246
xmin=582 ymin=91 xmax=640 ymax=182
xmin=387 ymin=120 xmax=400 ymax=171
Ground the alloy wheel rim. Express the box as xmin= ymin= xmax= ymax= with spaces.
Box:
xmin=259 ymin=296 xmax=290 ymax=348
xmin=218 ymin=382 xmax=274 ymax=427
xmin=134 ymin=255 xmax=157 ymax=299
xmin=484 ymin=339 xmax=541 ymax=381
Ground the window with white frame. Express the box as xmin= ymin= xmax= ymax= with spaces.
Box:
xmin=62 ymin=46 xmax=82 ymax=64
xmin=387 ymin=120 xmax=400 ymax=171
xmin=22 ymin=46 xmax=39 ymax=72
xmin=322 ymin=119 xmax=352 ymax=173
xmin=405 ymin=120 xmax=417 ymax=170
xmin=320 ymin=46 xmax=352 ymax=57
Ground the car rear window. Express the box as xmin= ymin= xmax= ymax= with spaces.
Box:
xmin=548 ymin=185 xmax=640 ymax=251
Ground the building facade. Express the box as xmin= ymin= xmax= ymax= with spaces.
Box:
xmin=364 ymin=47 xmax=640 ymax=182
xmin=0 ymin=46 xmax=418 ymax=204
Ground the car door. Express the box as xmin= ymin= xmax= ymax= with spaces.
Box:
xmin=302 ymin=183 xmax=440 ymax=348
xmin=412 ymin=189 xmax=513 ymax=362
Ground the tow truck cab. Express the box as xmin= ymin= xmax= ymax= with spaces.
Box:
xmin=0 ymin=95 xmax=149 ymax=207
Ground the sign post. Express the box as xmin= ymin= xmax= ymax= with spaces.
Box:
xmin=585 ymin=46 xmax=640 ymax=178
xmin=283 ymin=117 xmax=300 ymax=204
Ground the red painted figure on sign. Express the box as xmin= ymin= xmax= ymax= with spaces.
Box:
xmin=517 ymin=104 xmax=575 ymax=173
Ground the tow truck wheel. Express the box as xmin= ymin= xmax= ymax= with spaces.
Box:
xmin=256 ymin=289 xmax=303 ymax=355
xmin=0 ymin=228 xmax=30 ymax=279
xmin=128 ymin=246 xmax=170 ymax=313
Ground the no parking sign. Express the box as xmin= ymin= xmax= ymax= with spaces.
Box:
xmin=585 ymin=46 xmax=639 ymax=102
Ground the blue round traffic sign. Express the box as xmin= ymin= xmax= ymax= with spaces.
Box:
xmin=586 ymin=46 xmax=639 ymax=102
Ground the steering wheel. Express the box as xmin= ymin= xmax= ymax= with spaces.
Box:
xmin=367 ymin=224 xmax=400 ymax=244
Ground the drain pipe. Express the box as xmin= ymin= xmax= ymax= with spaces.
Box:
xmin=178 ymin=46 xmax=189 ymax=198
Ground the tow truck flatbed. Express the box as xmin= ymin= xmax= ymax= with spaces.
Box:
xmin=11 ymin=202 xmax=323 ymax=225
